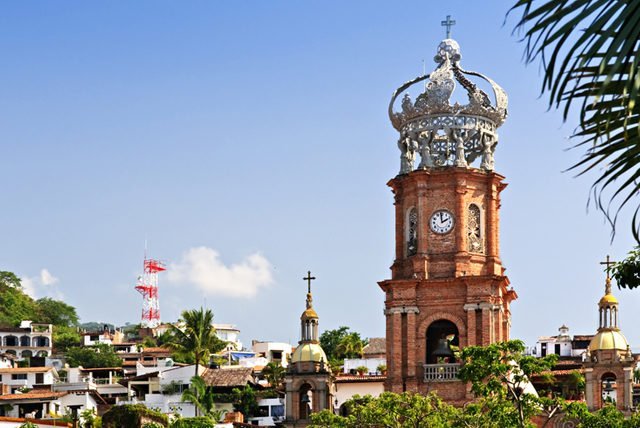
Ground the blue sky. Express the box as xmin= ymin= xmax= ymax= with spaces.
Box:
xmin=1 ymin=1 xmax=638 ymax=350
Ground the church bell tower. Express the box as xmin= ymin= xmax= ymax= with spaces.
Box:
xmin=378 ymin=34 xmax=517 ymax=402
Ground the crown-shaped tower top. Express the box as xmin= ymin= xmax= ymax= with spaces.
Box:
xmin=389 ymin=38 xmax=508 ymax=174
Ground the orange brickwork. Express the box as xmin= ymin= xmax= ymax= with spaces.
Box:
xmin=379 ymin=167 xmax=517 ymax=402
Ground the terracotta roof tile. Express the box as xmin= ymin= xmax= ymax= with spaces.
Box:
xmin=335 ymin=375 xmax=387 ymax=383
xmin=363 ymin=338 xmax=385 ymax=356
xmin=201 ymin=367 xmax=255 ymax=388
xmin=0 ymin=391 xmax=67 ymax=401
xmin=0 ymin=367 xmax=53 ymax=374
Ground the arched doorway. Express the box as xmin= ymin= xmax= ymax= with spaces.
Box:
xmin=298 ymin=383 xmax=313 ymax=420
xmin=601 ymin=373 xmax=617 ymax=405
xmin=4 ymin=336 xmax=18 ymax=347
xmin=425 ymin=320 xmax=459 ymax=364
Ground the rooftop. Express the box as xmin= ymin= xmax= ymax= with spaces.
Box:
xmin=201 ymin=367 xmax=254 ymax=388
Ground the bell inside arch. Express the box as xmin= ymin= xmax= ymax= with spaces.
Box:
xmin=432 ymin=336 xmax=454 ymax=358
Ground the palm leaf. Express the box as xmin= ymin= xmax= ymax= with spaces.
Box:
xmin=511 ymin=0 xmax=640 ymax=240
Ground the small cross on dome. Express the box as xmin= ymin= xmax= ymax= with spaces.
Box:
xmin=303 ymin=270 xmax=316 ymax=294
xmin=441 ymin=15 xmax=456 ymax=39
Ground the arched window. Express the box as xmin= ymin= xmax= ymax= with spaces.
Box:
xmin=299 ymin=383 xmax=313 ymax=419
xmin=20 ymin=336 xmax=30 ymax=347
xmin=467 ymin=204 xmax=483 ymax=253
xmin=33 ymin=336 xmax=50 ymax=347
xmin=601 ymin=373 xmax=617 ymax=404
xmin=425 ymin=320 xmax=459 ymax=364
xmin=406 ymin=207 xmax=418 ymax=256
xmin=4 ymin=336 xmax=18 ymax=347
xmin=21 ymin=350 xmax=32 ymax=359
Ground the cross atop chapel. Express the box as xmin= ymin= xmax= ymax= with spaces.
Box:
xmin=303 ymin=270 xmax=316 ymax=294
xmin=441 ymin=15 xmax=456 ymax=39
xmin=599 ymin=255 xmax=616 ymax=294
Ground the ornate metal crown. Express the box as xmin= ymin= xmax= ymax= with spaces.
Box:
xmin=389 ymin=39 xmax=508 ymax=174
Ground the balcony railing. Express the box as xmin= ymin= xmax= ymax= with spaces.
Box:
xmin=423 ymin=363 xmax=460 ymax=382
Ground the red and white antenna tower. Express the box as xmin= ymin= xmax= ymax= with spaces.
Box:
xmin=135 ymin=258 xmax=165 ymax=328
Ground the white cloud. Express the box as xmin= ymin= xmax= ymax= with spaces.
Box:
xmin=167 ymin=247 xmax=274 ymax=298
xmin=21 ymin=269 xmax=63 ymax=299
xmin=40 ymin=269 xmax=59 ymax=286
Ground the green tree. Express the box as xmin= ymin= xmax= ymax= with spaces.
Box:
xmin=336 ymin=332 xmax=368 ymax=360
xmin=168 ymin=308 xmax=226 ymax=377
xmin=319 ymin=326 xmax=349 ymax=361
xmin=510 ymin=1 xmax=640 ymax=241
xmin=0 ymin=271 xmax=22 ymax=289
xmin=231 ymin=384 xmax=258 ymax=419
xmin=52 ymin=325 xmax=81 ymax=353
xmin=611 ymin=247 xmax=640 ymax=289
xmin=563 ymin=401 xmax=640 ymax=427
xmin=66 ymin=343 xmax=122 ymax=368
xmin=36 ymin=297 xmax=79 ymax=326
xmin=458 ymin=340 xmax=560 ymax=428
xmin=80 ymin=408 xmax=102 ymax=428
xmin=261 ymin=362 xmax=285 ymax=388
xmin=181 ymin=375 xmax=223 ymax=420
xmin=0 ymin=272 xmax=40 ymax=326
xmin=310 ymin=392 xmax=460 ymax=428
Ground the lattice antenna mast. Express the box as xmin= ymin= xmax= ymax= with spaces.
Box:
xmin=135 ymin=258 xmax=165 ymax=328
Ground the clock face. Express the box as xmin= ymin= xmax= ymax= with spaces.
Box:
xmin=430 ymin=210 xmax=454 ymax=234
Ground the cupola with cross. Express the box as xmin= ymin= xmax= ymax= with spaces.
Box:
xmin=284 ymin=271 xmax=333 ymax=427
xmin=583 ymin=256 xmax=634 ymax=411
xmin=379 ymin=18 xmax=517 ymax=402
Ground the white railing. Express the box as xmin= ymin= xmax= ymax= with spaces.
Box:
xmin=423 ymin=363 xmax=460 ymax=382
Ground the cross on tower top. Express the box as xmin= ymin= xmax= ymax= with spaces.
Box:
xmin=600 ymin=255 xmax=616 ymax=278
xmin=303 ymin=270 xmax=316 ymax=294
xmin=600 ymin=255 xmax=616 ymax=294
xmin=441 ymin=15 xmax=456 ymax=39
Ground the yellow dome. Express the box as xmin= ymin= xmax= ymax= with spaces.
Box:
xmin=291 ymin=343 xmax=327 ymax=364
xmin=599 ymin=293 xmax=618 ymax=305
xmin=301 ymin=308 xmax=318 ymax=320
xmin=590 ymin=330 xmax=629 ymax=351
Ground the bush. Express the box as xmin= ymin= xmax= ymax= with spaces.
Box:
xmin=102 ymin=404 xmax=168 ymax=427
xmin=170 ymin=417 xmax=216 ymax=428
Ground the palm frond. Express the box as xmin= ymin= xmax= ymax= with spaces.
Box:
xmin=511 ymin=0 xmax=640 ymax=240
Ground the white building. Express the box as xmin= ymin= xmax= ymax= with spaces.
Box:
xmin=247 ymin=397 xmax=285 ymax=426
xmin=252 ymin=341 xmax=292 ymax=368
xmin=0 ymin=367 xmax=58 ymax=394
xmin=119 ymin=361 xmax=206 ymax=417
xmin=0 ymin=389 xmax=104 ymax=421
xmin=214 ymin=324 xmax=242 ymax=350
xmin=0 ymin=321 xmax=53 ymax=359
xmin=334 ymin=376 xmax=385 ymax=415
xmin=530 ymin=325 xmax=593 ymax=358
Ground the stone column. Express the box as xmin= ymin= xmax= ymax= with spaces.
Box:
xmin=386 ymin=308 xmax=404 ymax=393
xmin=463 ymin=304 xmax=477 ymax=347
xmin=479 ymin=303 xmax=492 ymax=346
xmin=405 ymin=307 xmax=419 ymax=391
xmin=623 ymin=366 xmax=633 ymax=410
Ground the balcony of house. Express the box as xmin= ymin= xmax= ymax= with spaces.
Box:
xmin=423 ymin=363 xmax=461 ymax=382
xmin=53 ymin=377 xmax=97 ymax=392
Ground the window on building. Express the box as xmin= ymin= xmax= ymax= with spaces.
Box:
xmin=554 ymin=344 xmax=561 ymax=355
xmin=11 ymin=374 xmax=27 ymax=380
xmin=35 ymin=373 xmax=44 ymax=384
xmin=407 ymin=208 xmax=418 ymax=256
xmin=541 ymin=343 xmax=547 ymax=357
xmin=468 ymin=204 xmax=483 ymax=253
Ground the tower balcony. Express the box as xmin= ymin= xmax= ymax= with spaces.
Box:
xmin=423 ymin=363 xmax=460 ymax=382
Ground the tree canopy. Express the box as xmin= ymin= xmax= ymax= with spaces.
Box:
xmin=0 ymin=270 xmax=82 ymax=328
xmin=66 ymin=343 xmax=122 ymax=368
xmin=36 ymin=297 xmax=79 ymax=326
xmin=168 ymin=307 xmax=227 ymax=377
xmin=319 ymin=326 xmax=368 ymax=367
